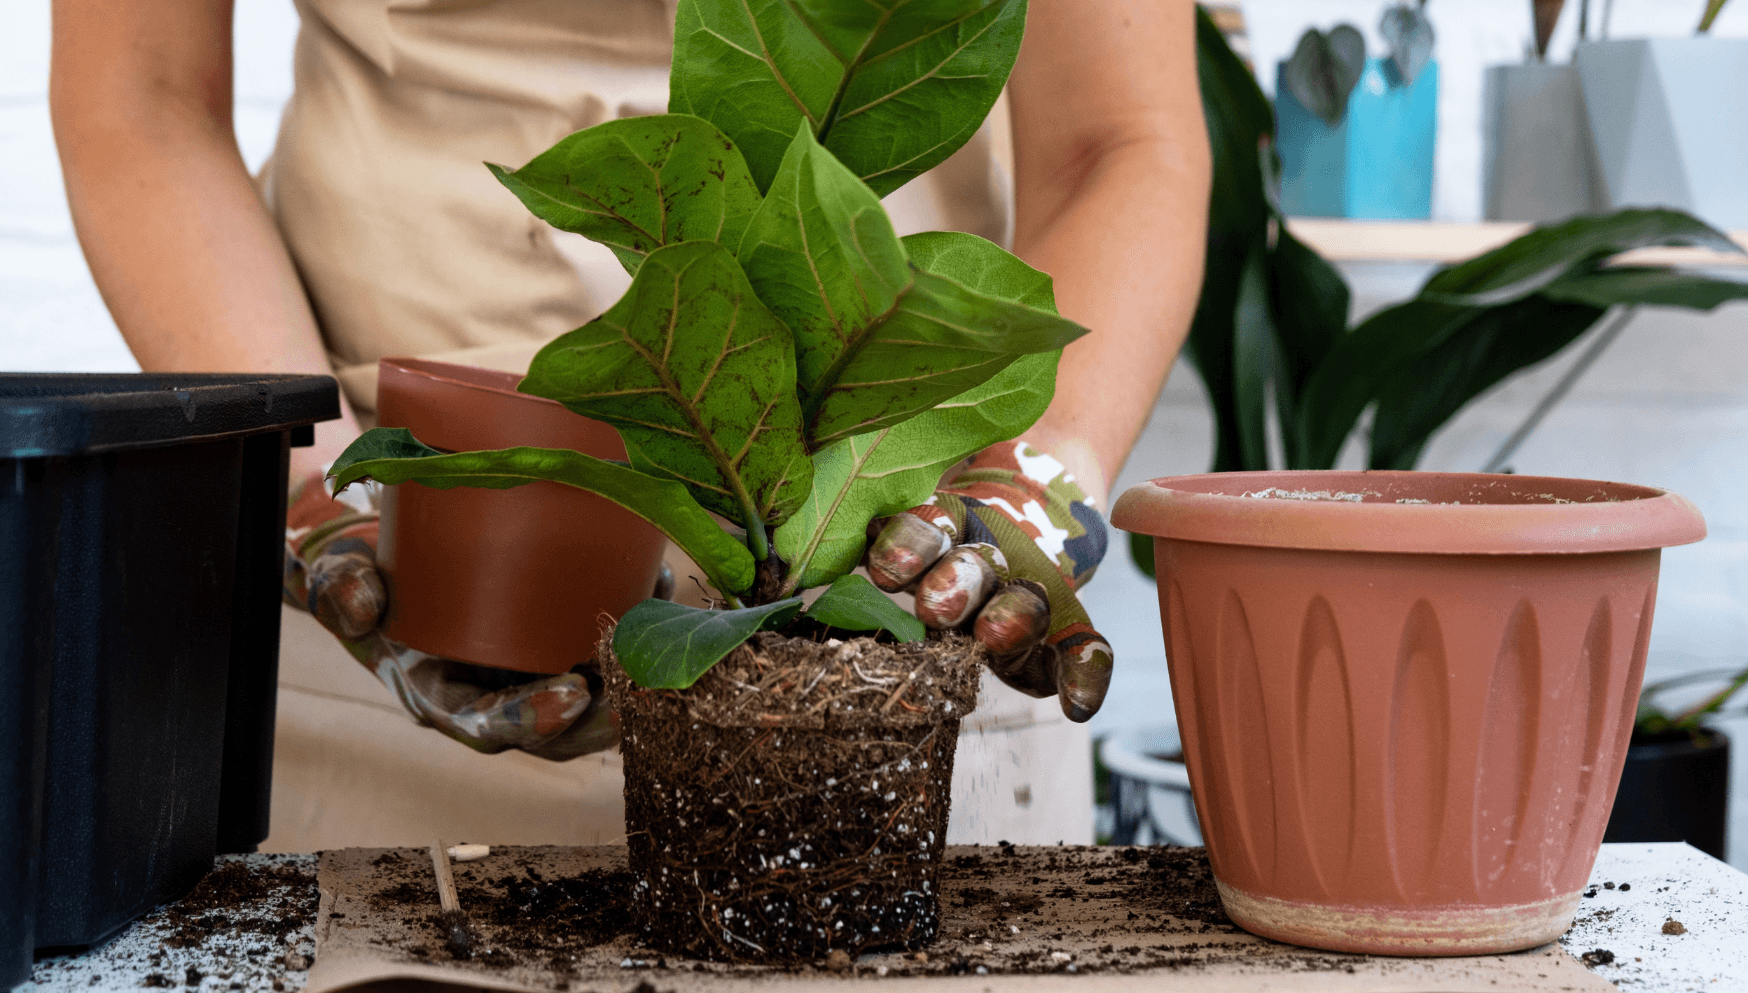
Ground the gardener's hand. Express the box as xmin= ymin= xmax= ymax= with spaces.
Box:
xmin=864 ymin=441 xmax=1113 ymax=722
xmin=283 ymin=472 xmax=671 ymax=759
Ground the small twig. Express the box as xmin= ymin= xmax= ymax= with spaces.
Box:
xmin=880 ymin=677 xmax=913 ymax=714
xmin=852 ymin=659 xmax=896 ymax=685
xmin=429 ymin=839 xmax=472 ymax=960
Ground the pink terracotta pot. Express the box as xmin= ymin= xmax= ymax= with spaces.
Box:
xmin=1110 ymin=471 xmax=1705 ymax=956
xmin=374 ymin=358 xmax=667 ymax=676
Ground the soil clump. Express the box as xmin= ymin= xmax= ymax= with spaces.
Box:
xmin=604 ymin=630 xmax=982 ymax=962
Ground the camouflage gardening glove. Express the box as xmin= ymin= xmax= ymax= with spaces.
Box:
xmin=283 ymin=472 xmax=667 ymax=760
xmin=865 ymin=441 xmax=1113 ymax=721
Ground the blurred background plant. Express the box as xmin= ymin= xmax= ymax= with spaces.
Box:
xmin=1637 ymin=666 xmax=1748 ymax=736
xmin=1134 ymin=7 xmax=1748 ymax=577
xmin=1282 ymin=1 xmax=1434 ymax=125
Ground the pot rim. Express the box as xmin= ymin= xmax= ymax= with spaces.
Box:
xmin=380 ymin=356 xmax=549 ymax=404
xmin=1111 ymin=470 xmax=1706 ymax=555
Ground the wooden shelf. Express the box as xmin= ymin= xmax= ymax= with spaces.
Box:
xmin=1286 ymin=218 xmax=1748 ymax=267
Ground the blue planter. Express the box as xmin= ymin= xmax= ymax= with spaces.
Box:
xmin=1276 ymin=58 xmax=1438 ymax=219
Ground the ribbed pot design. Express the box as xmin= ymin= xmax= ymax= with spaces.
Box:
xmin=1111 ymin=471 xmax=1706 ymax=955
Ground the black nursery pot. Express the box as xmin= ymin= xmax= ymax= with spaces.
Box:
xmin=1602 ymin=727 xmax=1730 ymax=860
xmin=0 ymin=373 xmax=338 ymax=989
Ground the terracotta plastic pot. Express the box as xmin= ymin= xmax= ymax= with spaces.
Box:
xmin=1110 ymin=471 xmax=1706 ymax=956
xmin=374 ymin=358 xmax=666 ymax=675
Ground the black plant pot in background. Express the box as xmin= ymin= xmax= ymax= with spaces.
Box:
xmin=1603 ymin=728 xmax=1730 ymax=861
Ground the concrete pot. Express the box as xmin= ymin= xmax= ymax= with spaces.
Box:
xmin=1575 ymin=38 xmax=1748 ymax=229
xmin=374 ymin=358 xmax=667 ymax=675
xmin=1276 ymin=59 xmax=1438 ymax=220
xmin=1111 ymin=470 xmax=1706 ymax=955
xmin=1481 ymin=62 xmax=1605 ymax=222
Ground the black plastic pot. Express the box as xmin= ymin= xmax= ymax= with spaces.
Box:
xmin=1602 ymin=727 xmax=1730 ymax=861
xmin=0 ymin=373 xmax=338 ymax=988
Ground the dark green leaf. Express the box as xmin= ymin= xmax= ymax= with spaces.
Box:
xmin=1232 ymin=242 xmax=1274 ymax=471
xmin=1292 ymin=299 xmax=1479 ymax=470
xmin=487 ymin=115 xmax=762 ymax=276
xmin=1269 ymin=224 xmax=1351 ymax=465
xmin=519 ymin=240 xmax=813 ymax=530
xmin=1539 ymin=267 xmax=1748 ymax=311
xmin=329 ymin=428 xmax=756 ymax=596
xmin=1366 ymin=297 xmax=1605 ymax=470
xmin=613 ymin=597 xmax=804 ymax=688
xmin=669 ymin=0 xmax=1025 ymax=196
xmin=804 ymin=574 xmax=925 ymax=641
xmin=1127 ymin=530 xmax=1155 ymax=581
xmin=737 ymin=130 xmax=1085 ymax=448
xmin=1283 ymin=25 xmax=1365 ymax=126
xmin=1422 ymin=208 xmax=1744 ymax=305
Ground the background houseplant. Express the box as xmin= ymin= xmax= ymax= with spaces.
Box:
xmin=327 ymin=0 xmax=1088 ymax=962
xmin=1274 ymin=2 xmax=1438 ymax=219
xmin=1134 ymin=7 xmax=1748 ymax=578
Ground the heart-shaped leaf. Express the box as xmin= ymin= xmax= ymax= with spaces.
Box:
xmin=487 ymin=115 xmax=761 ymax=276
xmin=772 ymin=232 xmax=1061 ymax=591
xmin=1379 ymin=4 xmax=1434 ymax=87
xmin=519 ymin=240 xmax=813 ymax=531
xmin=804 ymin=574 xmax=925 ymax=642
xmin=329 ymin=427 xmax=756 ymax=596
xmin=669 ymin=0 xmax=1026 ymax=196
xmin=1283 ymin=25 xmax=1365 ymax=127
xmin=737 ymin=127 xmax=1086 ymax=449
xmin=614 ymin=597 xmax=804 ymax=688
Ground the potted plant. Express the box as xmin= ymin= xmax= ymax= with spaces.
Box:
xmin=1274 ymin=2 xmax=1438 ymax=219
xmin=1574 ymin=0 xmax=1748 ymax=229
xmin=327 ymin=0 xmax=1086 ymax=962
xmin=1481 ymin=0 xmax=1607 ymax=221
xmin=1603 ymin=663 xmax=1745 ymax=859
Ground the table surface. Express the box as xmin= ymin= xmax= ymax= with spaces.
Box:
xmin=16 ymin=842 xmax=1747 ymax=993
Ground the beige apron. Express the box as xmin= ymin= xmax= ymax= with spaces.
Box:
xmin=259 ymin=0 xmax=1090 ymax=853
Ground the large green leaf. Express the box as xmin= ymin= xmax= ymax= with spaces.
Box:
xmin=738 ymin=128 xmax=1084 ymax=448
xmin=1291 ymin=299 xmax=1478 ymax=470
xmin=1365 ymin=297 xmax=1605 ymax=470
xmin=1269 ymin=223 xmax=1350 ymax=466
xmin=1232 ymin=242 xmax=1274 ymax=471
xmin=1421 ymin=209 xmax=1743 ymax=305
xmin=329 ymin=428 xmax=755 ymax=596
xmin=487 ymin=115 xmax=762 ymax=276
xmin=772 ymin=231 xmax=1063 ymax=592
xmin=613 ymin=597 xmax=804 ymax=688
xmin=668 ymin=0 xmax=1025 ymax=196
xmin=803 ymin=574 xmax=925 ymax=641
xmin=1538 ymin=267 xmax=1748 ymax=311
xmin=518 ymin=240 xmax=813 ymax=532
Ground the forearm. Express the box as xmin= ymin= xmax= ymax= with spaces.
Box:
xmin=1011 ymin=142 xmax=1208 ymax=506
xmin=52 ymin=0 xmax=357 ymax=471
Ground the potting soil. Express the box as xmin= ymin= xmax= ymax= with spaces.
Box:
xmin=605 ymin=631 xmax=983 ymax=961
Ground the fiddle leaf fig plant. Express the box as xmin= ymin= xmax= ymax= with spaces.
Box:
xmin=331 ymin=0 xmax=1084 ymax=689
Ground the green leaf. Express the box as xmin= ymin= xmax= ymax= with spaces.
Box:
xmin=1269 ymin=225 xmax=1350 ymax=466
xmin=1538 ymin=268 xmax=1748 ymax=311
xmin=518 ymin=240 xmax=813 ymax=533
xmin=771 ymin=233 xmax=1063 ymax=592
xmin=737 ymin=128 xmax=1085 ymax=448
xmin=1365 ymin=298 xmax=1606 ymax=470
xmin=1292 ymin=299 xmax=1478 ymax=471
xmin=1232 ymin=242 xmax=1274 ymax=471
xmin=1282 ymin=25 xmax=1365 ymax=127
xmin=1127 ymin=530 xmax=1156 ymax=581
xmin=487 ymin=115 xmax=762 ymax=276
xmin=803 ymin=574 xmax=925 ymax=641
xmin=329 ymin=428 xmax=756 ymax=596
xmin=668 ymin=0 xmax=1025 ymax=196
xmin=1421 ymin=208 xmax=1744 ymax=305
xmin=613 ymin=597 xmax=804 ymax=688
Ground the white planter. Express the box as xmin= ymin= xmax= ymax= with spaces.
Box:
xmin=1482 ymin=63 xmax=1605 ymax=222
xmin=1575 ymin=38 xmax=1748 ymax=229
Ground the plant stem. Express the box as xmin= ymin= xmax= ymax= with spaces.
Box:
xmin=741 ymin=502 xmax=770 ymax=561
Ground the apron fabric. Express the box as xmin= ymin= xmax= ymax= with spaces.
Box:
xmin=259 ymin=0 xmax=1089 ymax=853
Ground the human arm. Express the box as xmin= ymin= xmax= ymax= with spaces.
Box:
xmin=867 ymin=0 xmax=1210 ymax=718
xmin=50 ymin=0 xmax=359 ymax=477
